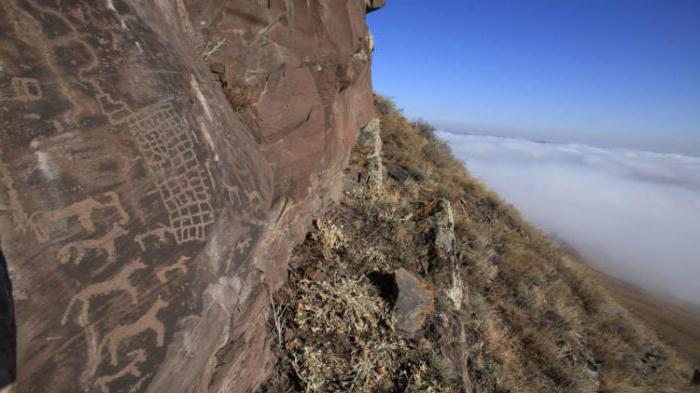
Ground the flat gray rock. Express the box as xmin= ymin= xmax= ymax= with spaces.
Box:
xmin=393 ymin=268 xmax=434 ymax=335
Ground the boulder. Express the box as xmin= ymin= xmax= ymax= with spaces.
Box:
xmin=393 ymin=268 xmax=434 ymax=335
xmin=0 ymin=0 xmax=379 ymax=392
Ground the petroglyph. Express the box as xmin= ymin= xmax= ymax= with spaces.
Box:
xmin=100 ymin=298 xmax=168 ymax=366
xmin=95 ymin=349 xmax=146 ymax=393
xmin=0 ymin=77 xmax=43 ymax=102
xmin=31 ymin=199 xmax=98 ymax=242
xmin=62 ymin=259 xmax=147 ymax=387
xmin=156 ymin=256 xmax=189 ymax=283
xmin=12 ymin=77 xmax=42 ymax=101
xmin=0 ymin=153 xmax=29 ymax=232
xmin=97 ymin=93 xmax=133 ymax=124
xmin=235 ymin=237 xmax=251 ymax=256
xmin=115 ymin=101 xmax=214 ymax=244
xmin=224 ymin=183 xmax=264 ymax=212
xmin=7 ymin=0 xmax=105 ymax=115
xmin=105 ymin=192 xmax=131 ymax=226
xmin=30 ymin=191 xmax=129 ymax=243
xmin=96 ymin=91 xmax=216 ymax=243
xmin=134 ymin=225 xmax=171 ymax=251
xmin=62 ymin=259 xmax=146 ymax=326
xmin=245 ymin=189 xmax=264 ymax=209
xmin=57 ymin=223 xmax=127 ymax=265
xmin=225 ymin=183 xmax=242 ymax=207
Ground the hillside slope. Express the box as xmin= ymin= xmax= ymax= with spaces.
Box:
xmin=260 ymin=96 xmax=699 ymax=392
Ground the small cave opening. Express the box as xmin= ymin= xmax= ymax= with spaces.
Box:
xmin=0 ymin=247 xmax=16 ymax=388
xmin=367 ymin=271 xmax=398 ymax=306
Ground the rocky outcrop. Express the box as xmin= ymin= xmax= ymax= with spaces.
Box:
xmin=354 ymin=118 xmax=384 ymax=196
xmin=429 ymin=199 xmax=465 ymax=310
xmin=433 ymin=198 xmax=456 ymax=259
xmin=0 ymin=0 xmax=382 ymax=392
xmin=429 ymin=312 xmax=472 ymax=393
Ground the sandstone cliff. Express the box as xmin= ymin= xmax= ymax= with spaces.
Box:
xmin=0 ymin=1 xmax=382 ymax=391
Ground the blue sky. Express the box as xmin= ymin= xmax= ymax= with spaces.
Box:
xmin=368 ymin=1 xmax=700 ymax=155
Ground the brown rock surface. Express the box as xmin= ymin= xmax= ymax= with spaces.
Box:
xmin=0 ymin=0 xmax=382 ymax=391
xmin=429 ymin=312 xmax=473 ymax=393
xmin=393 ymin=268 xmax=435 ymax=335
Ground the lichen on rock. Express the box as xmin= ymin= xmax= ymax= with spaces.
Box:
xmin=355 ymin=118 xmax=385 ymax=197
xmin=433 ymin=198 xmax=456 ymax=259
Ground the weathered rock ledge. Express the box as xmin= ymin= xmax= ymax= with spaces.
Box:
xmin=0 ymin=0 xmax=383 ymax=391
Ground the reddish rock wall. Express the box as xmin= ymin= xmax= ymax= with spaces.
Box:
xmin=0 ymin=0 xmax=380 ymax=391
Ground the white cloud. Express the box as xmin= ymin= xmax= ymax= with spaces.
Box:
xmin=438 ymin=131 xmax=700 ymax=305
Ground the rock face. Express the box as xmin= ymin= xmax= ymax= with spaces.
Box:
xmin=393 ymin=268 xmax=435 ymax=335
xmin=0 ymin=0 xmax=381 ymax=392
xmin=429 ymin=312 xmax=472 ymax=393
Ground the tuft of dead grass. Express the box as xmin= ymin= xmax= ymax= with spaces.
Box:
xmin=291 ymin=277 xmax=388 ymax=337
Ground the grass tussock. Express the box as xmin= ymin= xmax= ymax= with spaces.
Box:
xmin=260 ymin=95 xmax=699 ymax=393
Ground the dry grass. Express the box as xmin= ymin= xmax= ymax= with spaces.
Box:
xmin=292 ymin=277 xmax=387 ymax=337
xmin=260 ymin=95 xmax=700 ymax=392
xmin=596 ymin=270 xmax=700 ymax=365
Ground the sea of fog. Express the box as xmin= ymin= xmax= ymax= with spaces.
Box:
xmin=438 ymin=130 xmax=700 ymax=306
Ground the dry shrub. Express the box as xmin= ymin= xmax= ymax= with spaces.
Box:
xmin=313 ymin=218 xmax=347 ymax=254
xmin=412 ymin=119 xmax=437 ymax=140
xmin=374 ymin=94 xmax=398 ymax=116
xmin=291 ymin=277 xmax=388 ymax=337
xmin=282 ymin=275 xmax=400 ymax=392
xmin=358 ymin=247 xmax=391 ymax=272
xmin=282 ymin=275 xmax=416 ymax=392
